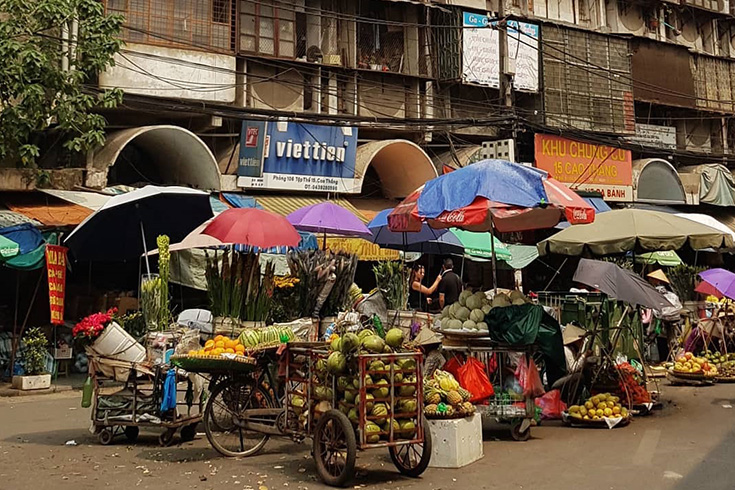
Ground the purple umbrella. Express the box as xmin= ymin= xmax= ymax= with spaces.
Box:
xmin=287 ymin=202 xmax=372 ymax=240
xmin=698 ymin=269 xmax=735 ymax=300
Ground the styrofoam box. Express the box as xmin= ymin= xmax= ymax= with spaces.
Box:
xmin=428 ymin=413 xmax=484 ymax=468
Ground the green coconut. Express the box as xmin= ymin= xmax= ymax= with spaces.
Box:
xmin=365 ymin=393 xmax=375 ymax=411
xmin=365 ymin=422 xmax=381 ymax=443
xmin=348 ymin=408 xmax=359 ymax=424
xmin=372 ymin=403 xmax=389 ymax=417
xmin=363 ymin=335 xmax=386 ymax=353
xmin=326 ymin=351 xmax=347 ymax=374
xmin=337 ymin=376 xmax=350 ymax=392
xmin=330 ymin=337 xmax=342 ymax=352
xmin=469 ymin=308 xmax=485 ymax=323
xmin=341 ymin=332 xmax=360 ymax=353
xmin=373 ymin=379 xmax=390 ymax=399
xmin=399 ymin=419 xmax=416 ymax=437
xmin=385 ymin=328 xmax=404 ymax=348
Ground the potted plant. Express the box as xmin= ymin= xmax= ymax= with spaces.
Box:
xmin=12 ymin=327 xmax=51 ymax=390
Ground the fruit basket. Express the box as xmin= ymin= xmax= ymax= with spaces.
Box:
xmin=562 ymin=411 xmax=631 ymax=428
xmin=563 ymin=393 xmax=630 ymax=429
xmin=284 ymin=334 xmax=431 ymax=487
xmin=435 ymin=329 xmax=490 ymax=339
xmin=715 ymin=375 xmax=735 ymax=383
xmin=170 ymin=354 xmax=257 ymax=373
xmin=667 ymin=368 xmax=708 ymax=380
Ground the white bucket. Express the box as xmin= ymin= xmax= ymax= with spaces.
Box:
xmin=91 ymin=322 xmax=146 ymax=363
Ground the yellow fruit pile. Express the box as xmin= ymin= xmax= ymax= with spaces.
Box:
xmin=673 ymin=352 xmax=718 ymax=377
xmin=188 ymin=335 xmax=247 ymax=358
xmin=568 ymin=393 xmax=628 ymax=421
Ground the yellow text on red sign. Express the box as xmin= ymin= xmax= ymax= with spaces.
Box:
xmin=534 ymin=134 xmax=632 ymax=186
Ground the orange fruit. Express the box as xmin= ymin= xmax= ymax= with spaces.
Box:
xmin=235 ymin=344 xmax=245 ymax=353
xmin=213 ymin=348 xmax=224 ymax=356
xmin=235 ymin=352 xmax=244 ymax=357
xmin=225 ymin=348 xmax=235 ymax=354
xmin=225 ymin=339 xmax=236 ymax=349
xmin=204 ymin=339 xmax=215 ymax=349
xmin=214 ymin=335 xmax=224 ymax=342
xmin=187 ymin=350 xmax=197 ymax=357
xmin=215 ymin=340 xmax=225 ymax=349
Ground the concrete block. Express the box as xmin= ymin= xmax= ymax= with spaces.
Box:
xmin=11 ymin=374 xmax=52 ymax=391
xmin=428 ymin=413 xmax=484 ymax=468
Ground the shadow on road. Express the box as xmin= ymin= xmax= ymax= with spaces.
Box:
xmin=4 ymin=428 xmax=94 ymax=446
xmin=673 ymin=428 xmax=735 ymax=490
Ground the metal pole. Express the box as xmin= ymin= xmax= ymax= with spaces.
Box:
xmin=140 ymin=220 xmax=151 ymax=275
xmin=490 ymin=218 xmax=498 ymax=292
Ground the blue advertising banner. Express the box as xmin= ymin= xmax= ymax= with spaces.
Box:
xmin=237 ymin=120 xmax=267 ymax=177
xmin=238 ymin=121 xmax=359 ymax=193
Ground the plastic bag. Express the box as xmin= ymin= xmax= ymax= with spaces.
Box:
xmin=457 ymin=356 xmax=494 ymax=403
xmin=535 ymin=389 xmax=566 ymax=419
xmin=515 ymin=355 xmax=545 ymax=398
xmin=443 ymin=355 xmax=463 ymax=379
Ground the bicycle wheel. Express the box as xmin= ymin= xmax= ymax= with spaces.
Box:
xmin=204 ymin=378 xmax=275 ymax=457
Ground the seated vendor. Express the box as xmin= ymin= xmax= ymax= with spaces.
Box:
xmin=552 ymin=324 xmax=590 ymax=404
xmin=413 ymin=327 xmax=445 ymax=378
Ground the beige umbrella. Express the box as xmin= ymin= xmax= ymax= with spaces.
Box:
xmin=538 ymin=209 xmax=734 ymax=256
xmin=144 ymin=220 xmax=223 ymax=256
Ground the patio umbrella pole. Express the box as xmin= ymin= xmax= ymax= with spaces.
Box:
xmin=490 ymin=218 xmax=498 ymax=292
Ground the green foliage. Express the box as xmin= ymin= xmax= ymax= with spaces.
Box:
xmin=22 ymin=327 xmax=48 ymax=375
xmin=372 ymin=261 xmax=408 ymax=310
xmin=668 ymin=264 xmax=707 ymax=302
xmin=156 ymin=235 xmax=170 ymax=328
xmin=205 ymin=251 xmax=274 ymax=322
xmin=118 ymin=311 xmax=146 ymax=340
xmin=0 ymin=0 xmax=123 ymax=166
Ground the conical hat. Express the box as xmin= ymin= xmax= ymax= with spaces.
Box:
xmin=562 ymin=324 xmax=587 ymax=345
xmin=413 ymin=327 xmax=443 ymax=346
xmin=647 ymin=269 xmax=670 ymax=284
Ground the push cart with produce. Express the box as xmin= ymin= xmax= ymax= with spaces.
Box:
xmin=88 ymin=355 xmax=202 ymax=446
xmin=285 ymin=340 xmax=431 ymax=487
xmin=441 ymin=339 xmax=537 ymax=441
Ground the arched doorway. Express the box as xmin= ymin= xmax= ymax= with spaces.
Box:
xmin=632 ymin=158 xmax=686 ymax=204
xmin=355 ymin=140 xmax=438 ymax=199
xmin=88 ymin=125 xmax=221 ymax=190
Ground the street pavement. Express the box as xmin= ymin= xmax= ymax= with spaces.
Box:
xmin=1 ymin=382 xmax=734 ymax=490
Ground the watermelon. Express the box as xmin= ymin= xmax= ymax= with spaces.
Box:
xmin=238 ymin=329 xmax=260 ymax=348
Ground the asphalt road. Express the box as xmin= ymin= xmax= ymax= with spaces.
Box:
xmin=1 ymin=382 xmax=734 ymax=490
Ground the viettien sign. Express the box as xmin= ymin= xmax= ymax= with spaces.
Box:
xmin=237 ymin=121 xmax=359 ymax=193
xmin=45 ymin=245 xmax=68 ymax=325
xmin=534 ymin=134 xmax=633 ymax=202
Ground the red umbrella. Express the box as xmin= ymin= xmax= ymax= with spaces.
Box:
xmin=388 ymin=177 xmax=595 ymax=233
xmin=202 ymin=208 xmax=301 ymax=249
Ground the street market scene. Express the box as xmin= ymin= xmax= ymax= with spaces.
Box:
xmin=4 ymin=1 xmax=735 ymax=490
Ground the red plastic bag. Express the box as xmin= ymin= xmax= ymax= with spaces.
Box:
xmin=443 ymin=355 xmax=463 ymax=379
xmin=535 ymin=389 xmax=566 ymax=419
xmin=457 ymin=356 xmax=494 ymax=403
xmin=515 ymin=355 xmax=545 ymax=398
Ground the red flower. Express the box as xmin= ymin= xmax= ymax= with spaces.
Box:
xmin=73 ymin=309 xmax=115 ymax=343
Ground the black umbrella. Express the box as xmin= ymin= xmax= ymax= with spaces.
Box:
xmin=64 ymin=186 xmax=213 ymax=262
xmin=572 ymin=258 xmax=672 ymax=310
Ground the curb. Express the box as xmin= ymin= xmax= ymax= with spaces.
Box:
xmin=0 ymin=384 xmax=75 ymax=397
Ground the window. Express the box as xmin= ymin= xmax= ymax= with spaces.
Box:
xmin=103 ymin=0 xmax=236 ymax=52
xmin=239 ymin=0 xmax=296 ymax=58
xmin=357 ymin=1 xmax=406 ymax=74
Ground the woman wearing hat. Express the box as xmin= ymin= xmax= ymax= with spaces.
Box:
xmin=551 ymin=323 xmax=590 ymax=404
xmin=413 ymin=328 xmax=445 ymax=377
xmin=645 ymin=269 xmax=682 ymax=363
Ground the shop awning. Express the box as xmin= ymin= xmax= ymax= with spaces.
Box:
xmin=632 ymin=159 xmax=687 ymax=204
xmin=40 ymin=189 xmax=110 ymax=211
xmin=347 ymin=198 xmax=400 ymax=222
xmin=317 ymin=236 xmax=400 ymax=261
xmin=680 ymin=164 xmax=735 ymax=207
xmin=1 ymin=192 xmax=93 ymax=227
xmin=255 ymin=195 xmax=368 ymax=223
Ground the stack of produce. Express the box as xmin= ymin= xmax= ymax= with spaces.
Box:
xmin=437 ymin=290 xmax=529 ymax=333
xmin=290 ymin=327 xmax=422 ymax=443
xmin=567 ymin=393 xmax=629 ymax=422
xmin=717 ymin=360 xmax=735 ymax=378
xmin=238 ymin=326 xmax=296 ymax=350
xmin=673 ymin=351 xmax=718 ymax=377
xmin=423 ymin=370 xmax=476 ymax=418
xmin=188 ymin=335 xmax=247 ymax=358
xmin=699 ymin=350 xmax=735 ymax=366
xmin=616 ymin=362 xmax=651 ymax=405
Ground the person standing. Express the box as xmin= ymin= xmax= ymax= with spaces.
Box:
xmin=408 ymin=264 xmax=441 ymax=311
xmin=438 ymin=258 xmax=463 ymax=308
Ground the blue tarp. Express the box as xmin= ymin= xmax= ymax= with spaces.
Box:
xmin=222 ymin=193 xmax=262 ymax=209
xmin=0 ymin=223 xmax=43 ymax=254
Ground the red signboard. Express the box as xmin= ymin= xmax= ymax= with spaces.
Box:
xmin=45 ymin=245 xmax=68 ymax=325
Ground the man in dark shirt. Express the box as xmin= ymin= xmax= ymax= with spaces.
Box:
xmin=438 ymin=258 xmax=463 ymax=308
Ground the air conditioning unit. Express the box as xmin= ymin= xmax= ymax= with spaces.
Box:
xmin=666 ymin=10 xmax=702 ymax=50
xmin=607 ymin=1 xmax=647 ymax=36
xmin=676 ymin=120 xmax=712 ymax=152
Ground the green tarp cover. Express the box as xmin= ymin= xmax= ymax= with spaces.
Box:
xmin=681 ymin=164 xmax=735 ymax=207
xmin=4 ymin=232 xmax=57 ymax=271
xmin=635 ymin=250 xmax=682 ymax=266
xmin=486 ymin=304 xmax=567 ymax=385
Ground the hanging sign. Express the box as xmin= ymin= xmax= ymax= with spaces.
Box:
xmin=45 ymin=245 xmax=68 ymax=325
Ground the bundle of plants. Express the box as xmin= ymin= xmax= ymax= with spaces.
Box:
xmin=372 ymin=261 xmax=408 ymax=310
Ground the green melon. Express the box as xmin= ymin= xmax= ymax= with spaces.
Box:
xmin=462 ymin=320 xmax=477 ymax=330
xmin=476 ymin=321 xmax=489 ymax=332
xmin=373 ymin=379 xmax=390 ymax=399
xmin=469 ymin=308 xmax=484 ymax=323
xmin=465 ymin=295 xmax=483 ymax=311
xmin=459 ymin=290 xmax=473 ymax=306
xmin=372 ymin=403 xmax=389 ymax=417
xmin=447 ymin=319 xmax=463 ymax=330
xmin=365 ymin=422 xmax=381 ymax=443
xmin=482 ymin=304 xmax=492 ymax=315
xmin=455 ymin=306 xmax=470 ymax=321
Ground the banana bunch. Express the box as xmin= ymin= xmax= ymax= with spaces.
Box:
xmin=274 ymin=275 xmax=300 ymax=289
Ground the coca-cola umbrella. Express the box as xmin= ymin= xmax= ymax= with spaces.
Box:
xmin=388 ymin=161 xmax=595 ymax=234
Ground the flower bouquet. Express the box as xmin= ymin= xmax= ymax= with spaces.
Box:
xmin=72 ymin=308 xmax=118 ymax=346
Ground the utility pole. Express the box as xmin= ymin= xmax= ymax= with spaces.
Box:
xmin=497 ymin=7 xmax=513 ymax=109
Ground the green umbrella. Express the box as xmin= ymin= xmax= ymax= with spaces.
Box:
xmin=449 ymin=228 xmax=512 ymax=261
xmin=635 ymin=250 xmax=682 ymax=267
xmin=0 ymin=234 xmax=20 ymax=259
xmin=538 ymin=209 xmax=734 ymax=256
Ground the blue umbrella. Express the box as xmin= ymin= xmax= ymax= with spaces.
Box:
xmin=368 ymin=208 xmax=448 ymax=248
xmin=416 ymin=159 xmax=548 ymax=219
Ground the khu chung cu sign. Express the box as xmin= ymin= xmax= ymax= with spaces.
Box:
xmin=237 ymin=121 xmax=359 ymax=193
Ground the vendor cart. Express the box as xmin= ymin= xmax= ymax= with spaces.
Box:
xmin=285 ymin=342 xmax=431 ymax=486
xmin=89 ymin=355 xmax=202 ymax=446
xmin=442 ymin=339 xmax=536 ymax=441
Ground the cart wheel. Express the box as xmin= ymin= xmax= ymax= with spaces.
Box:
xmin=510 ymin=421 xmax=531 ymax=442
xmin=180 ymin=423 xmax=197 ymax=442
xmin=204 ymin=378 xmax=274 ymax=458
xmin=159 ymin=428 xmax=176 ymax=447
xmin=98 ymin=428 xmax=114 ymax=446
xmin=313 ymin=410 xmax=356 ymax=487
xmin=124 ymin=426 xmax=140 ymax=443
xmin=389 ymin=419 xmax=432 ymax=478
